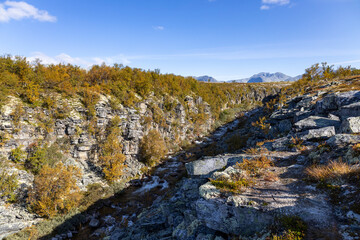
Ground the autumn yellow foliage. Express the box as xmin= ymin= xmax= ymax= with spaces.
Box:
xmin=99 ymin=117 xmax=126 ymax=183
xmin=0 ymin=55 xmax=284 ymax=120
xmin=27 ymin=162 xmax=82 ymax=218
xmin=140 ymin=129 xmax=167 ymax=166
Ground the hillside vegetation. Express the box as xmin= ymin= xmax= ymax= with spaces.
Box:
xmin=0 ymin=55 xmax=283 ymax=120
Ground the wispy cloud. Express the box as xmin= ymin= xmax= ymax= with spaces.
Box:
xmin=260 ymin=5 xmax=270 ymax=10
xmin=153 ymin=25 xmax=164 ymax=31
xmin=28 ymin=52 xmax=131 ymax=68
xmin=27 ymin=43 xmax=360 ymax=69
xmin=0 ymin=1 xmax=56 ymax=22
xmin=260 ymin=0 xmax=290 ymax=10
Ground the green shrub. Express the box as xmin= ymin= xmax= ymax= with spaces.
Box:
xmin=25 ymin=143 xmax=64 ymax=174
xmin=210 ymin=177 xmax=253 ymax=194
xmin=10 ymin=146 xmax=26 ymax=163
xmin=0 ymin=170 xmax=18 ymax=202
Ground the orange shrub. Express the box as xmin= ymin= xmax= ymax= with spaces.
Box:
xmin=27 ymin=163 xmax=81 ymax=218
xmin=236 ymin=155 xmax=272 ymax=176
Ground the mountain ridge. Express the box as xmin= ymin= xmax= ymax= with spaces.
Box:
xmin=196 ymin=72 xmax=302 ymax=83
xmin=194 ymin=75 xmax=218 ymax=82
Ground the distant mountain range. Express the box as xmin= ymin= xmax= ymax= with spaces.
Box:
xmin=195 ymin=75 xmax=218 ymax=82
xmin=195 ymin=72 xmax=302 ymax=83
xmin=232 ymin=72 xmax=302 ymax=83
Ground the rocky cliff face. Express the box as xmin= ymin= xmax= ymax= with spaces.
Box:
xmin=0 ymin=85 xmax=282 ymax=239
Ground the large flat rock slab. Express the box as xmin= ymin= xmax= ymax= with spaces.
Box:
xmin=294 ymin=116 xmax=340 ymax=131
xmin=298 ymin=126 xmax=336 ymax=140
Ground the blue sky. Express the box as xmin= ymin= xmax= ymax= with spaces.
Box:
xmin=1 ymin=0 xmax=360 ymax=81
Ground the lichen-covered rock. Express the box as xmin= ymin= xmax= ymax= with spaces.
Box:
xmin=198 ymin=182 xmax=221 ymax=200
xmin=315 ymin=94 xmax=338 ymax=114
xmin=341 ymin=117 xmax=360 ymax=133
xmin=316 ymin=91 xmax=360 ymax=114
xmin=270 ymin=109 xmax=295 ymax=120
xmin=195 ymin=198 xmax=273 ymax=236
xmin=327 ymin=134 xmax=360 ymax=148
xmin=263 ymin=137 xmax=290 ymax=151
xmin=294 ymin=116 xmax=340 ymax=131
xmin=338 ymin=102 xmax=360 ymax=118
xmin=185 ymin=155 xmax=243 ymax=177
xmin=185 ymin=157 xmax=228 ymax=177
xmin=299 ymin=126 xmax=336 ymax=140
xmin=0 ymin=202 xmax=39 ymax=239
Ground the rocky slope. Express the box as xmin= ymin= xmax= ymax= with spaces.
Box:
xmin=0 ymin=83 xmax=282 ymax=239
xmin=72 ymin=76 xmax=360 ymax=240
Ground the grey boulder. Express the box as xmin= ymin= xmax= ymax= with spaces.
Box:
xmin=298 ymin=126 xmax=336 ymax=141
xmin=327 ymin=134 xmax=360 ymax=148
xmin=341 ymin=117 xmax=360 ymax=133
xmin=185 ymin=156 xmax=242 ymax=177
xmin=294 ymin=116 xmax=340 ymax=131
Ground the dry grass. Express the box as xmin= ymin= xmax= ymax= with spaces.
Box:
xmin=264 ymin=171 xmax=280 ymax=182
xmin=305 ymin=161 xmax=352 ymax=182
xmin=243 ymin=147 xmax=261 ymax=155
xmin=243 ymin=146 xmax=269 ymax=155
xmin=236 ymin=155 xmax=272 ymax=176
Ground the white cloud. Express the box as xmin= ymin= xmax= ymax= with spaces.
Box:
xmin=0 ymin=1 xmax=56 ymax=22
xmin=260 ymin=0 xmax=290 ymax=10
xmin=153 ymin=25 xmax=164 ymax=31
xmin=28 ymin=52 xmax=131 ymax=68
xmin=260 ymin=5 xmax=270 ymax=10
xmin=262 ymin=0 xmax=290 ymax=5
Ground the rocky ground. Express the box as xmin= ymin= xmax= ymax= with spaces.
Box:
xmin=82 ymin=81 xmax=360 ymax=239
